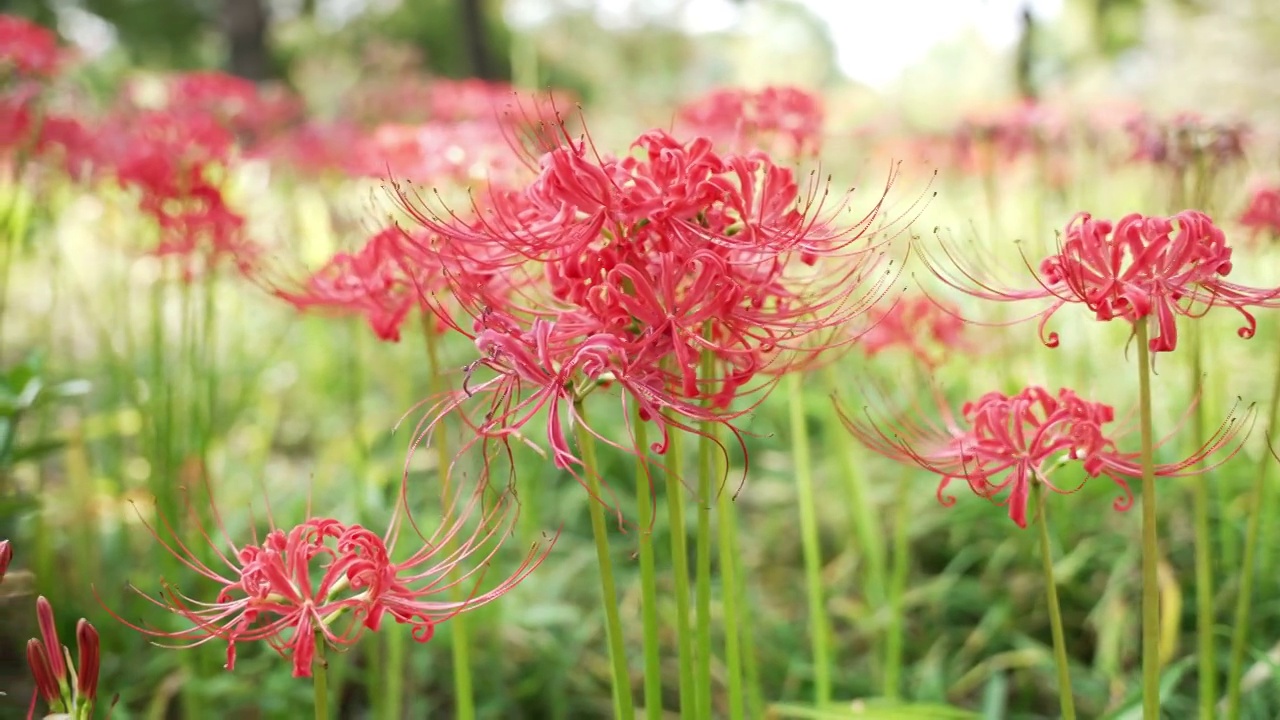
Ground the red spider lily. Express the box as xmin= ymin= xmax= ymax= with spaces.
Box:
xmin=268 ymin=213 xmax=518 ymax=342
xmin=950 ymin=100 xmax=1069 ymax=179
xmin=27 ymin=596 xmax=104 ymax=719
xmin=162 ymin=71 xmax=305 ymax=147
xmin=0 ymin=85 xmax=38 ymax=152
xmin=857 ymin=295 xmax=968 ymax=368
xmin=677 ymin=85 xmax=825 ymax=156
xmin=102 ymin=472 xmax=550 ymax=678
xmin=392 ymin=119 xmax=918 ymax=494
xmin=836 ymin=385 xmax=1252 ymax=528
xmin=31 ymin=113 xmax=96 ymax=180
xmin=248 ymin=120 xmax=368 ymax=177
xmin=356 ymin=119 xmax=526 ymax=185
xmin=95 ymin=109 xmax=258 ymax=277
xmin=1123 ymin=111 xmax=1248 ymax=171
xmin=424 ymin=78 xmax=522 ymax=123
xmin=272 ymin=225 xmax=426 ymax=342
xmin=0 ymin=15 xmax=62 ymax=80
xmin=920 ymin=210 xmax=1280 ymax=353
xmin=1240 ymin=182 xmax=1280 ymax=240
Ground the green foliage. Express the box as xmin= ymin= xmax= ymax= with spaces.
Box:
xmin=84 ymin=0 xmax=213 ymax=69
xmin=0 ymin=352 xmax=88 ymax=537
xmin=0 ymin=352 xmax=89 ymax=469
xmin=369 ymin=0 xmax=513 ymax=80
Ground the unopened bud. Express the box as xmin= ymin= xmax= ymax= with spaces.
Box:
xmin=26 ymin=638 xmax=63 ymax=708
xmin=35 ymin=596 xmax=67 ymax=681
xmin=0 ymin=539 xmax=10 ymax=582
xmin=76 ymin=619 xmax=100 ymax=702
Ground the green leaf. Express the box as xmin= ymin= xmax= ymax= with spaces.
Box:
xmin=1097 ymin=656 xmax=1196 ymax=720
xmin=11 ymin=438 xmax=68 ymax=463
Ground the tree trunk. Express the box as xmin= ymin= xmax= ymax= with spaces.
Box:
xmin=458 ymin=0 xmax=496 ymax=80
xmin=222 ymin=0 xmax=274 ymax=81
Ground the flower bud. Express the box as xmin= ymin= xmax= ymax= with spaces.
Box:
xmin=0 ymin=539 xmax=11 ymax=582
xmin=26 ymin=638 xmax=63 ymax=708
xmin=76 ymin=619 xmax=100 ymax=702
xmin=35 ymin=596 xmax=67 ymax=681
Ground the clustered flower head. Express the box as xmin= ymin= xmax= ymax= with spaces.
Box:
xmin=106 ymin=475 xmax=550 ymax=679
xmin=951 ymin=100 xmax=1066 ymax=174
xmin=273 ymin=225 xmax=424 ymax=342
xmin=167 ymin=71 xmax=303 ymax=142
xmin=0 ymin=15 xmax=62 ymax=80
xmin=677 ymin=85 xmax=825 ymax=156
xmin=1239 ymin=182 xmax=1280 ymax=241
xmin=26 ymin=596 xmax=103 ymax=720
xmin=394 ymin=117 xmax=910 ymax=488
xmin=838 ymin=385 xmax=1250 ymax=528
xmin=94 ymin=107 xmax=258 ymax=277
xmin=922 ymin=209 xmax=1280 ymax=353
xmin=0 ymin=15 xmax=75 ymax=164
xmin=1123 ymin=111 xmax=1248 ymax=172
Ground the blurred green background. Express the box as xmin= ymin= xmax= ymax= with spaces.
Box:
xmin=4 ymin=0 xmax=1280 ymax=718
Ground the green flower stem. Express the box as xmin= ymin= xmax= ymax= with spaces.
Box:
xmin=1034 ymin=480 xmax=1076 ymax=720
xmin=822 ymin=369 xmax=887 ymax=637
xmin=823 ymin=367 xmax=889 ymax=695
xmin=714 ymin=425 xmax=746 ymax=720
xmin=695 ymin=350 xmax=716 ymax=719
xmin=1134 ymin=320 xmax=1161 ymax=719
xmin=575 ymin=402 xmax=636 ymax=720
xmin=314 ymin=632 xmax=330 ymax=720
xmin=633 ymin=413 xmax=664 ymax=720
xmin=665 ymin=430 xmax=696 ymax=716
xmin=729 ymin=479 xmax=765 ymax=719
xmin=424 ymin=320 xmax=475 ymax=720
xmin=1189 ymin=327 xmax=1216 ymax=720
xmin=884 ymin=467 xmax=911 ymax=700
xmin=788 ymin=373 xmax=832 ymax=705
xmin=1224 ymin=342 xmax=1280 ymax=719
xmin=384 ymin=629 xmax=404 ymax=720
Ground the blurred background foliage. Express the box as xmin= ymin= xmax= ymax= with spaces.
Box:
xmin=2 ymin=0 xmax=1274 ymax=126
xmin=4 ymin=0 xmax=1280 ymax=718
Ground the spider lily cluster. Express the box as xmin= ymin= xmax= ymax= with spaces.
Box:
xmin=390 ymin=119 xmax=916 ymax=499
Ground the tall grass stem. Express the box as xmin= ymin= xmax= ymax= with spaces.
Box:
xmin=1134 ymin=321 xmax=1161 ymax=719
xmin=787 ymin=373 xmax=832 ymax=704
xmin=1034 ymin=480 xmax=1076 ymax=720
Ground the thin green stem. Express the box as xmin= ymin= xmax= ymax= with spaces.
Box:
xmin=345 ymin=322 xmax=385 ymax=718
xmin=822 ymin=367 xmax=886 ymax=616
xmin=576 ymin=403 xmax=636 ymax=720
xmin=695 ymin=351 xmax=716 ymax=719
xmin=715 ymin=430 xmax=745 ymax=720
xmin=314 ymin=632 xmax=330 ymax=720
xmin=368 ymin=622 xmax=385 ymax=720
xmin=424 ymin=321 xmax=475 ymax=720
xmin=1034 ymin=480 xmax=1076 ymax=720
xmin=1135 ymin=321 xmax=1161 ymax=719
xmin=695 ymin=447 xmax=713 ymax=719
xmin=727 ymin=484 xmax=764 ymax=719
xmin=1224 ymin=344 xmax=1280 ymax=719
xmin=884 ymin=468 xmax=911 ymax=700
xmin=665 ymin=431 xmax=696 ymax=716
xmin=788 ymin=373 xmax=832 ymax=705
xmin=1189 ymin=328 xmax=1215 ymax=720
xmin=633 ymin=414 xmax=664 ymax=720
xmin=384 ymin=628 xmax=404 ymax=720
